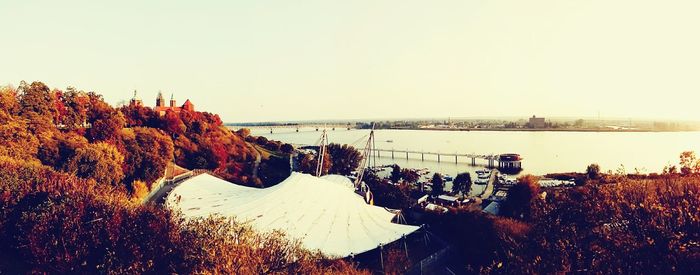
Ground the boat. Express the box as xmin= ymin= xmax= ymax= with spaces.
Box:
xmin=476 ymin=169 xmax=491 ymax=176
xmin=386 ymin=140 xmax=394 ymax=143
xmin=475 ymin=170 xmax=491 ymax=185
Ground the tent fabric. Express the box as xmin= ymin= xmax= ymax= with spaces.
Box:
xmin=166 ymin=172 xmax=419 ymax=258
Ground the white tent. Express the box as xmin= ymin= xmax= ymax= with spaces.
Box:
xmin=166 ymin=172 xmax=419 ymax=258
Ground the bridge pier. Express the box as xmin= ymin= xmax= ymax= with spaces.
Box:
xmin=406 ymin=152 xmax=409 ymax=160
xmin=270 ymin=128 xmax=273 ymax=134
xmin=487 ymin=159 xmax=496 ymax=168
xmin=391 ymin=150 xmax=394 ymax=159
xmin=455 ymin=155 xmax=458 ymax=164
xmin=438 ymin=154 xmax=441 ymax=163
xmin=421 ymin=153 xmax=424 ymax=161
xmin=471 ymin=158 xmax=476 ymax=166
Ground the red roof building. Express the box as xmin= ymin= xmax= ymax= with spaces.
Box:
xmin=152 ymin=91 xmax=194 ymax=116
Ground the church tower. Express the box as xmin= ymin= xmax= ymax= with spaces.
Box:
xmin=170 ymin=93 xmax=176 ymax=107
xmin=129 ymin=90 xmax=143 ymax=107
xmin=156 ymin=91 xmax=165 ymax=107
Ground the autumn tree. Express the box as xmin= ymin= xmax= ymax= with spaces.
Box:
xmin=264 ymin=140 xmax=281 ymax=151
xmin=298 ymin=153 xmax=316 ymax=175
xmin=120 ymin=104 xmax=158 ymax=128
xmin=160 ymin=110 xmax=186 ymax=136
xmin=84 ymin=93 xmax=126 ymax=142
xmin=383 ymin=248 xmax=411 ymax=274
xmin=280 ymin=143 xmax=294 ymax=154
xmin=0 ymin=110 xmax=40 ymax=160
xmin=431 ymin=173 xmax=444 ymax=196
xmin=235 ymin=128 xmax=251 ymax=138
xmin=453 ymin=172 xmax=472 ymax=195
xmin=327 ymin=143 xmax=362 ymax=175
xmin=66 ymin=142 xmax=125 ymax=186
xmin=88 ymin=110 xmax=126 ymax=142
xmin=363 ymin=171 xmax=411 ymax=209
xmin=17 ymin=81 xmax=57 ymax=122
xmin=0 ymin=85 xmax=20 ymax=115
xmin=401 ymin=168 xmax=420 ymax=184
xmin=679 ymin=151 xmax=699 ymax=175
xmin=501 ymin=175 xmax=540 ymax=220
xmin=121 ymin=127 xmax=174 ymax=186
xmin=390 ymin=164 xmax=402 ymax=183
xmin=57 ymin=87 xmax=89 ymax=130
xmin=37 ymin=131 xmax=89 ymax=170
xmin=586 ymin=163 xmax=601 ymax=180
xmin=256 ymin=136 xmax=268 ymax=145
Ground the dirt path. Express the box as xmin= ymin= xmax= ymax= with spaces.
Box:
xmin=249 ymin=144 xmax=262 ymax=179
xmin=479 ymin=169 xmax=498 ymax=200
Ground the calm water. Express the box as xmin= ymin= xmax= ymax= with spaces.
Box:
xmin=240 ymin=127 xmax=700 ymax=177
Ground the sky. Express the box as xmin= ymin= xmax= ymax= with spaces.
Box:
xmin=2 ymin=0 xmax=699 ymax=122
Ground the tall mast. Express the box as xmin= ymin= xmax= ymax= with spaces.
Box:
xmin=354 ymin=124 xmax=375 ymax=189
xmin=316 ymin=128 xmax=328 ymax=177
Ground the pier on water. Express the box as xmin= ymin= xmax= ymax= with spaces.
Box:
xmin=291 ymin=128 xmax=523 ymax=170
xmin=368 ymin=148 xmax=504 ymax=168
xmin=297 ymin=143 xmax=516 ymax=169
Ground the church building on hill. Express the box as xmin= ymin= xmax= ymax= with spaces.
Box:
xmin=130 ymin=90 xmax=195 ymax=116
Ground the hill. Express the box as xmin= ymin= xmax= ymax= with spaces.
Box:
xmin=0 ymin=81 xmax=363 ymax=273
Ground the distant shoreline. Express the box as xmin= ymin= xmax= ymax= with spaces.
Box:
xmin=385 ymin=127 xmax=696 ymax=133
xmin=229 ymin=125 xmax=697 ymax=133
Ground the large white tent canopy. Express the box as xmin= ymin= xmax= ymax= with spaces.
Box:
xmin=167 ymin=172 xmax=419 ymax=258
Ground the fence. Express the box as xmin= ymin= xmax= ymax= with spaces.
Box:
xmin=405 ymin=246 xmax=452 ymax=275
xmin=141 ymin=164 xmax=196 ymax=205
xmin=169 ymin=170 xmax=194 ymax=184
xmin=141 ymin=171 xmax=168 ymax=204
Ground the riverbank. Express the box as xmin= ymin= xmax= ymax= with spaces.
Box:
xmin=384 ymin=127 xmax=697 ymax=133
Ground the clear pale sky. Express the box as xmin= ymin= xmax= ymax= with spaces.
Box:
xmin=2 ymin=1 xmax=699 ymax=122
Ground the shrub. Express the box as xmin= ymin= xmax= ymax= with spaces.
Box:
xmin=587 ymin=163 xmax=601 ymax=180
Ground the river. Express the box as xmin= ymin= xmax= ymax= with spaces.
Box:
xmin=238 ymin=127 xmax=700 ymax=178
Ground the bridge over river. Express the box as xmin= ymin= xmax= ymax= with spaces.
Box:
xmin=228 ymin=123 xmax=357 ymax=133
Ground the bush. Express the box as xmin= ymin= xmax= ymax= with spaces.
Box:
xmin=587 ymin=163 xmax=601 ymax=180
xmin=264 ymin=140 xmax=281 ymax=151
xmin=431 ymin=173 xmax=444 ymax=196
xmin=501 ymin=175 xmax=540 ymax=220
xmin=0 ymin=158 xmax=365 ymax=274
xmin=280 ymin=143 xmax=294 ymax=154
xmin=66 ymin=142 xmax=125 ymax=186
xmin=327 ymin=143 xmax=362 ymax=176
xmin=256 ymin=136 xmax=268 ymax=145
